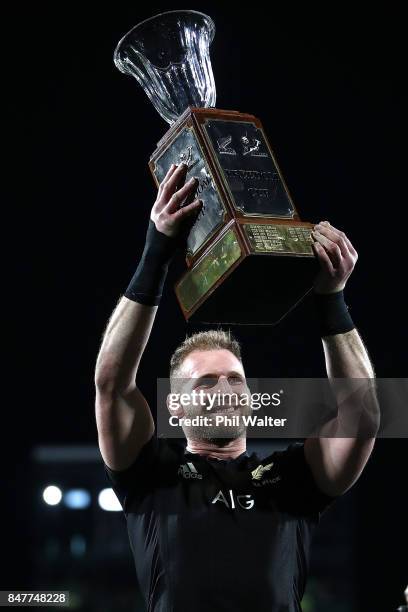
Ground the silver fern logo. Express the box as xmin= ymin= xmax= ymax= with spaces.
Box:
xmin=251 ymin=462 xmax=274 ymax=481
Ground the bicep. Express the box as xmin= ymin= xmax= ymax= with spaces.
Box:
xmin=304 ymin=437 xmax=375 ymax=497
xmin=96 ymin=384 xmax=155 ymax=471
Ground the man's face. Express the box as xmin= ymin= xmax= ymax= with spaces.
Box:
xmin=168 ymin=349 xmax=252 ymax=442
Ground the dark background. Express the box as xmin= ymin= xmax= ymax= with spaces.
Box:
xmin=5 ymin=3 xmax=407 ymax=611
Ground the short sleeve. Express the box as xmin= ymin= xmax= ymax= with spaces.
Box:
xmin=103 ymin=434 xmax=159 ymax=513
xmin=273 ymin=442 xmax=337 ymax=519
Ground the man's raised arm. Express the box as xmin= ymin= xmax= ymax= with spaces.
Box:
xmin=305 ymin=222 xmax=380 ymax=497
xmin=95 ymin=163 xmax=201 ymax=470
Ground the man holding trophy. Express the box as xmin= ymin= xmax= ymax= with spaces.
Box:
xmin=95 ymin=11 xmax=378 ymax=611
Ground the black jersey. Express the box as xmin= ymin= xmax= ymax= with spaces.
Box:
xmin=104 ymin=436 xmax=336 ymax=612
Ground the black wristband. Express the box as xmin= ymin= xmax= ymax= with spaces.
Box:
xmin=124 ymin=220 xmax=179 ymax=306
xmin=313 ymin=290 xmax=355 ymax=336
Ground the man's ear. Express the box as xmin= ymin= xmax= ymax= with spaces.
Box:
xmin=166 ymin=392 xmax=185 ymax=418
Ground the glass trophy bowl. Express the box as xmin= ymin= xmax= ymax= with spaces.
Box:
xmin=114 ymin=10 xmax=216 ymax=125
xmin=114 ymin=11 xmax=317 ymax=325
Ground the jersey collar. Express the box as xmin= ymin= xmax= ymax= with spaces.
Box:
xmin=183 ymin=444 xmax=249 ymax=463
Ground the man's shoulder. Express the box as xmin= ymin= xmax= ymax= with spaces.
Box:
xmin=136 ymin=436 xmax=186 ymax=465
xmin=103 ymin=436 xmax=185 ymax=479
xmin=103 ymin=436 xmax=187 ymax=512
xmin=253 ymin=442 xmax=304 ymax=467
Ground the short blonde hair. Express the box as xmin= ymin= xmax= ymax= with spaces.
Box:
xmin=169 ymin=329 xmax=242 ymax=380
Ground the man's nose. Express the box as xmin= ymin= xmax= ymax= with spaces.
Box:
xmin=216 ymin=376 xmax=234 ymax=395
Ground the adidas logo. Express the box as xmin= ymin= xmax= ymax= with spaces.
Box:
xmin=178 ymin=462 xmax=203 ymax=480
xmin=251 ymin=462 xmax=274 ymax=481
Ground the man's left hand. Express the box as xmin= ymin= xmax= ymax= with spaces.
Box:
xmin=312 ymin=221 xmax=358 ymax=294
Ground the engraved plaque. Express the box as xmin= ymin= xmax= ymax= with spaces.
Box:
xmin=244 ymin=224 xmax=313 ymax=255
xmin=153 ymin=127 xmax=226 ymax=257
xmin=203 ymin=119 xmax=295 ymax=218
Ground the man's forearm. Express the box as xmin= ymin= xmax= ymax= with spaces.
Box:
xmin=305 ymin=224 xmax=380 ymax=494
xmin=305 ymin=328 xmax=379 ymax=495
xmin=322 ymin=329 xmax=379 ymax=436
xmin=322 ymin=328 xmax=375 ymax=379
xmin=95 ymin=298 xmax=158 ymax=393
xmin=95 ymin=217 xmax=179 ymax=391
xmin=95 ymin=164 xmax=200 ymax=394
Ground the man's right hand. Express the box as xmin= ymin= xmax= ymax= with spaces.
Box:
xmin=150 ymin=163 xmax=202 ymax=238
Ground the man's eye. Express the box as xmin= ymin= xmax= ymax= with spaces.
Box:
xmin=195 ymin=378 xmax=217 ymax=389
xmin=229 ymin=376 xmax=244 ymax=385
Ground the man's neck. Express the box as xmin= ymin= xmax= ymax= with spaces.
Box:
xmin=185 ymin=437 xmax=246 ymax=460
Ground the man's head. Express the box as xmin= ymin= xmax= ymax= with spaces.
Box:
xmin=167 ymin=330 xmax=251 ymax=444
xmin=170 ymin=329 xmax=243 ymax=382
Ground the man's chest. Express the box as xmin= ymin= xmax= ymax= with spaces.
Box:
xmin=145 ymin=455 xmax=286 ymax=516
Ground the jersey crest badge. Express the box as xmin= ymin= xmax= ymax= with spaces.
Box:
xmin=251 ymin=462 xmax=274 ymax=481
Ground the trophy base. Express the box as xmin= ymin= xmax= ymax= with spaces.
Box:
xmin=175 ymin=224 xmax=319 ymax=325
xmin=175 ymin=248 xmax=319 ymax=325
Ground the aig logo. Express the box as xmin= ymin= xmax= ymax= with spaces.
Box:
xmin=211 ymin=489 xmax=254 ymax=510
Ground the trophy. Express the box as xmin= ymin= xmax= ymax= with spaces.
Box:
xmin=114 ymin=10 xmax=318 ymax=324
